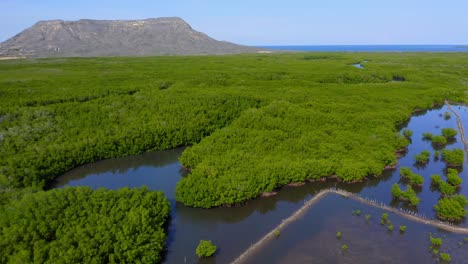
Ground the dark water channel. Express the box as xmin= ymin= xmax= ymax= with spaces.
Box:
xmin=53 ymin=105 xmax=468 ymax=263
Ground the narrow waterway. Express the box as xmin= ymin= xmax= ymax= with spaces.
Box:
xmin=54 ymin=147 xmax=327 ymax=263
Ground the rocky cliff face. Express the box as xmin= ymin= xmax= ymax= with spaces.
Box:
xmin=0 ymin=17 xmax=260 ymax=57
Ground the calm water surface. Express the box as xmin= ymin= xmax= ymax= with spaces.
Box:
xmin=352 ymin=63 xmax=364 ymax=69
xmin=54 ymin=105 xmax=468 ymax=263
xmin=246 ymin=195 xmax=468 ymax=264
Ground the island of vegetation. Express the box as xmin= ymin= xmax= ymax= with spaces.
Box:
xmin=196 ymin=240 xmax=217 ymax=258
xmin=399 ymin=167 xmax=424 ymax=186
xmin=425 ymin=127 xmax=458 ymax=148
xmin=434 ymin=195 xmax=468 ymax=220
xmin=442 ymin=148 xmax=464 ymax=166
xmin=431 ymin=174 xmax=456 ymax=195
xmin=391 ymin=184 xmax=420 ymax=205
xmin=414 ymin=150 xmax=430 ymax=164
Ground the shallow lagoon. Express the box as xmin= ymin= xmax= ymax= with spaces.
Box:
xmin=54 ymin=105 xmax=468 ymax=263
xmin=244 ymin=194 xmax=468 ymax=264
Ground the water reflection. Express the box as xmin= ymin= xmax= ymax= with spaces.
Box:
xmin=352 ymin=63 xmax=364 ymax=69
xmin=53 ymin=147 xmax=185 ymax=193
xmin=246 ymin=195 xmax=467 ymax=264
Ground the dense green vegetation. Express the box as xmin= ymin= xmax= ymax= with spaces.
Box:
xmin=434 ymin=195 xmax=468 ymax=220
xmin=195 ymin=240 xmax=217 ymax=258
xmin=0 ymin=58 xmax=269 ymax=190
xmin=431 ymin=165 xmax=467 ymax=220
xmin=422 ymin=132 xmax=433 ymax=140
xmin=399 ymin=167 xmax=424 ymax=186
xmin=442 ymin=149 xmax=464 ymax=166
xmin=441 ymin=128 xmax=458 ymax=139
xmin=430 ymin=235 xmax=443 ymax=247
xmin=414 ymin=150 xmax=430 ymax=164
xmin=1 ymin=53 xmax=467 ymax=209
xmin=432 ymin=135 xmax=448 ymax=145
xmin=440 ymin=253 xmax=452 ymax=262
xmin=391 ymin=184 xmax=420 ymax=205
xmin=426 ymin=128 xmax=457 ymax=148
xmin=447 ymin=168 xmax=463 ymax=186
xmin=402 ymin=129 xmax=413 ymax=139
xmin=0 ymin=187 xmax=170 ymax=263
xmin=431 ymin=174 xmax=456 ymax=195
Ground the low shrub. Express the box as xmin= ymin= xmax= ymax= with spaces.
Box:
xmin=399 ymin=167 xmax=424 ymax=186
xmin=440 ymin=253 xmax=451 ymax=262
xmin=391 ymin=184 xmax=420 ymax=205
xmin=196 ymin=240 xmax=217 ymax=258
xmin=432 ymin=135 xmax=447 ymax=145
xmin=430 ymin=235 xmax=442 ymax=247
xmin=434 ymin=195 xmax=468 ymax=220
xmin=422 ymin=132 xmax=433 ymax=140
xmin=414 ymin=150 xmax=430 ymax=164
xmin=444 ymin=112 xmax=451 ymax=120
xmin=442 ymin=148 xmax=464 ymax=166
xmin=442 ymin=128 xmax=457 ymax=138
xmin=402 ymin=129 xmax=413 ymax=139
xmin=447 ymin=168 xmax=462 ymax=186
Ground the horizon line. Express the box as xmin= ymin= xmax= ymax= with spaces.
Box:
xmin=253 ymin=44 xmax=468 ymax=46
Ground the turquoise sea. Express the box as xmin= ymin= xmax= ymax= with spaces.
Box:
xmin=259 ymin=45 xmax=468 ymax=52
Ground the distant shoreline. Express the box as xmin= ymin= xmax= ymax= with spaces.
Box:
xmin=256 ymin=45 xmax=468 ymax=52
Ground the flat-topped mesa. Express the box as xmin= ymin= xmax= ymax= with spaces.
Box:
xmin=0 ymin=17 xmax=261 ymax=57
xmin=35 ymin=19 xmax=65 ymax=25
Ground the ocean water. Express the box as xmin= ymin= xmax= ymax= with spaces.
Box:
xmin=259 ymin=45 xmax=468 ymax=52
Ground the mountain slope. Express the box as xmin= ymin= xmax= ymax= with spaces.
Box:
xmin=0 ymin=17 xmax=261 ymax=57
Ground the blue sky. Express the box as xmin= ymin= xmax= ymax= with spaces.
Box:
xmin=1 ymin=0 xmax=467 ymax=45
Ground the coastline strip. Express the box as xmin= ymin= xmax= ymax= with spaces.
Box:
xmin=231 ymin=188 xmax=468 ymax=264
